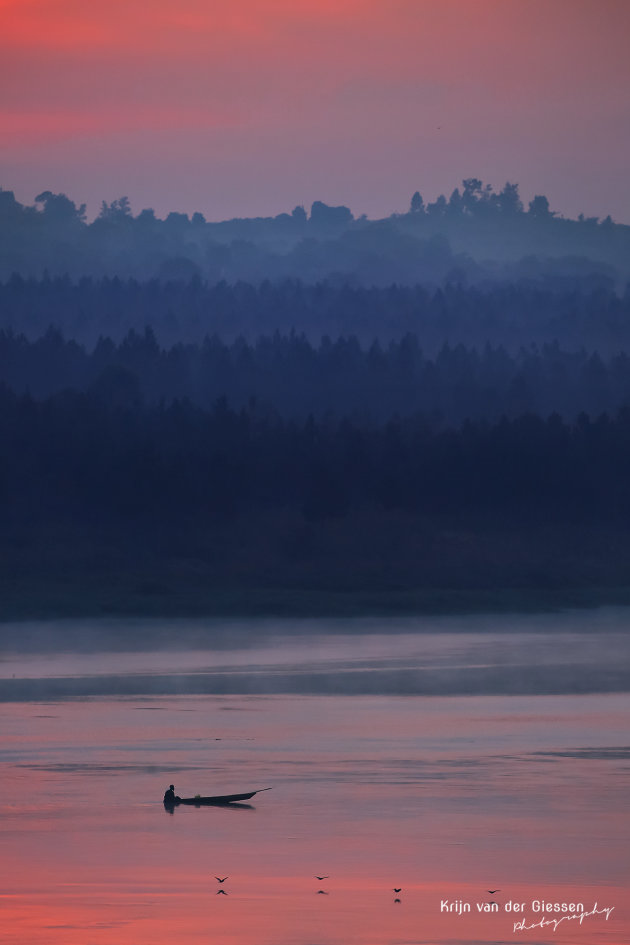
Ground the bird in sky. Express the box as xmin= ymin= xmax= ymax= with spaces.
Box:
xmin=317 ymin=890 xmax=329 ymax=895
xmin=217 ymin=889 xmax=228 ymax=896
xmin=393 ymin=888 xmax=402 ymax=893
xmin=488 ymin=890 xmax=501 ymax=894
xmin=315 ymin=876 xmax=329 ymax=881
xmin=216 ymin=877 xmax=229 ymax=883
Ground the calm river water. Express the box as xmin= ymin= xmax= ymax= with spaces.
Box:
xmin=1 ymin=611 xmax=628 ymax=944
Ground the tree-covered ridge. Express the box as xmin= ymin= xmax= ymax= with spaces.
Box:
xmin=1 ymin=181 xmax=628 ymax=285
xmin=2 ymin=326 xmax=630 ymax=427
xmin=6 ymin=378 xmax=630 ymax=615
xmin=2 ymin=276 xmax=629 ymax=350
xmin=410 ymin=179 xmax=558 ymax=220
xmin=3 ymin=383 xmax=630 ymax=526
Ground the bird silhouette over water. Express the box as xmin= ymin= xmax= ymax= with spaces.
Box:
xmin=216 ymin=889 xmax=228 ymax=896
xmin=393 ymin=888 xmax=402 ymax=893
xmin=216 ymin=877 xmax=229 ymax=883
xmin=315 ymin=876 xmax=329 ymax=881
xmin=394 ymin=898 xmax=401 ymax=904
xmin=487 ymin=890 xmax=501 ymax=894
xmin=316 ymin=890 xmax=329 ymax=895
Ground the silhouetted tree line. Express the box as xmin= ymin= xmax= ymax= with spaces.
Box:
xmin=2 ymin=385 xmax=630 ymax=530
xmin=2 ymin=275 xmax=629 ymax=350
xmin=408 ymin=179 xmax=554 ymax=220
xmin=3 ymin=327 xmax=630 ymax=426
xmin=1 ymin=182 xmax=628 ymax=285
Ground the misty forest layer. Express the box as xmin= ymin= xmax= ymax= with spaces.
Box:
xmin=3 ymin=182 xmax=630 ymax=616
xmin=1 ymin=179 xmax=629 ymax=287
xmin=2 ymin=275 xmax=630 ymax=351
xmin=2 ymin=319 xmax=630 ymax=426
xmin=4 ymin=386 xmax=630 ymax=614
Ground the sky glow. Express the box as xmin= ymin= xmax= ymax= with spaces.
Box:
xmin=2 ymin=0 xmax=630 ymax=221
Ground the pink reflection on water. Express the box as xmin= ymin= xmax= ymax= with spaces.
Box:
xmin=1 ymin=691 xmax=628 ymax=944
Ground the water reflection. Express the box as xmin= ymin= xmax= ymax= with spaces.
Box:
xmin=0 ymin=614 xmax=629 ymax=944
xmin=164 ymin=801 xmax=255 ymax=813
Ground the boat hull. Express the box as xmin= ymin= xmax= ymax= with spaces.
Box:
xmin=176 ymin=791 xmax=257 ymax=805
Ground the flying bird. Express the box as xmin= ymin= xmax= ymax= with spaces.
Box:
xmin=317 ymin=890 xmax=329 ymax=895
xmin=487 ymin=890 xmax=501 ymax=894
xmin=393 ymin=888 xmax=402 ymax=893
xmin=315 ymin=876 xmax=329 ymax=881
xmin=394 ymin=898 xmax=401 ymax=904
xmin=216 ymin=889 xmax=228 ymax=896
xmin=216 ymin=877 xmax=229 ymax=883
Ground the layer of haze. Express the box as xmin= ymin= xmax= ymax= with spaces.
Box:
xmin=2 ymin=0 xmax=630 ymax=222
xmin=2 ymin=612 xmax=630 ymax=700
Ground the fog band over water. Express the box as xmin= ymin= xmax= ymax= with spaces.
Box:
xmin=2 ymin=611 xmax=629 ymax=701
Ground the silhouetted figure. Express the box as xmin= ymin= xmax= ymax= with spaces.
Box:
xmin=488 ymin=890 xmax=500 ymax=894
xmin=393 ymin=888 xmax=402 ymax=893
xmin=215 ymin=877 xmax=229 ymax=883
xmin=394 ymin=898 xmax=401 ymax=904
xmin=217 ymin=889 xmax=228 ymax=895
xmin=163 ymin=784 xmax=180 ymax=805
xmin=315 ymin=876 xmax=329 ymax=881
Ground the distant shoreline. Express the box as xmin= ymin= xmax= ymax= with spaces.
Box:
xmin=4 ymin=580 xmax=630 ymax=623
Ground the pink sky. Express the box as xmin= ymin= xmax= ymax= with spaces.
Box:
xmin=2 ymin=0 xmax=629 ymax=221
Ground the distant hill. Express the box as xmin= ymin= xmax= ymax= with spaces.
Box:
xmin=1 ymin=181 xmax=628 ymax=288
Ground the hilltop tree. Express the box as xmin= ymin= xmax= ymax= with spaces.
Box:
xmin=309 ymin=201 xmax=353 ymax=226
xmin=461 ymin=178 xmax=496 ymax=216
xmin=136 ymin=208 xmax=157 ymax=225
xmin=409 ymin=191 xmax=425 ymax=214
xmin=426 ymin=194 xmax=447 ymax=217
xmin=528 ymin=195 xmax=554 ymax=219
xmin=0 ymin=189 xmax=28 ymax=223
xmin=165 ymin=211 xmax=190 ymax=227
xmin=496 ymin=182 xmax=523 ymax=215
xmin=35 ymin=191 xmax=87 ymax=224
xmin=98 ymin=196 xmax=132 ymax=221
xmin=447 ymin=188 xmax=464 ymax=217
xmin=461 ymin=178 xmax=484 ymax=214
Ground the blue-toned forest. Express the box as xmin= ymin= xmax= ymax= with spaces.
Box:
xmin=2 ymin=182 xmax=630 ymax=616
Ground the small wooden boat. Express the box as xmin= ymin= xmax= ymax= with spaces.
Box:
xmin=165 ymin=788 xmax=271 ymax=806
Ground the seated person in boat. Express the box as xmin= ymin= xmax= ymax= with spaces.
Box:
xmin=163 ymin=784 xmax=180 ymax=804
